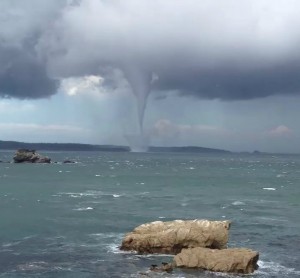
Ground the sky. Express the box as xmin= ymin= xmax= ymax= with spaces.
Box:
xmin=1 ymin=0 xmax=300 ymax=153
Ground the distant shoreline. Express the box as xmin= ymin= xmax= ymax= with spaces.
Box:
xmin=0 ymin=140 xmax=230 ymax=154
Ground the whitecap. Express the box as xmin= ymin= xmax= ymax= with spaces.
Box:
xmin=106 ymin=243 xmax=134 ymax=254
xmin=18 ymin=261 xmax=48 ymax=271
xmin=256 ymin=216 xmax=288 ymax=222
xmin=70 ymin=194 xmax=81 ymax=198
xmin=232 ymin=201 xmax=245 ymax=206
xmin=60 ymin=191 xmax=101 ymax=197
xmin=73 ymin=207 xmax=94 ymax=211
xmin=158 ymin=216 xmax=166 ymax=219
xmin=113 ymin=194 xmax=121 ymax=198
xmin=89 ymin=232 xmax=123 ymax=239
xmin=257 ymin=260 xmax=300 ymax=276
xmin=263 ymin=187 xmax=276 ymax=191
xmin=137 ymin=191 xmax=149 ymax=195
xmin=135 ymin=253 xmax=174 ymax=258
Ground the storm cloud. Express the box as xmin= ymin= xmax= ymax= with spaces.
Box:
xmin=0 ymin=45 xmax=59 ymax=98
xmin=2 ymin=0 xmax=300 ymax=101
xmin=0 ymin=0 xmax=65 ymax=98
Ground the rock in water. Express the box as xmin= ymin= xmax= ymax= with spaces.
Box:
xmin=63 ymin=160 xmax=76 ymax=164
xmin=150 ymin=262 xmax=173 ymax=273
xmin=120 ymin=219 xmax=231 ymax=254
xmin=13 ymin=149 xmax=51 ymax=163
xmin=174 ymin=247 xmax=259 ymax=274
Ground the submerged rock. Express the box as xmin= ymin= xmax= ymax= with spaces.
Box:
xmin=174 ymin=247 xmax=259 ymax=274
xmin=120 ymin=219 xmax=231 ymax=254
xmin=63 ymin=160 xmax=76 ymax=164
xmin=13 ymin=149 xmax=51 ymax=163
xmin=149 ymin=262 xmax=173 ymax=273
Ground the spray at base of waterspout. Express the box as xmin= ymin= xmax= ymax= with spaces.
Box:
xmin=124 ymin=133 xmax=149 ymax=152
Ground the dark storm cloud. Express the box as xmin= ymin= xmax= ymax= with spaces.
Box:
xmin=39 ymin=0 xmax=300 ymax=101
xmin=0 ymin=45 xmax=58 ymax=99
xmin=154 ymin=61 xmax=300 ymax=100
xmin=3 ymin=0 xmax=300 ymax=101
xmin=0 ymin=0 xmax=65 ymax=99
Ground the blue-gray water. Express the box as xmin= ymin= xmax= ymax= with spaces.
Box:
xmin=0 ymin=151 xmax=299 ymax=277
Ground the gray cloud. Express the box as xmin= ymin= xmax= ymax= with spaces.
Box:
xmin=154 ymin=61 xmax=300 ymax=100
xmin=0 ymin=0 xmax=65 ymax=98
xmin=2 ymin=0 xmax=300 ymax=101
xmin=0 ymin=45 xmax=58 ymax=99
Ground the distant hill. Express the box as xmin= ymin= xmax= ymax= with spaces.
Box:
xmin=0 ymin=140 xmax=230 ymax=153
xmin=0 ymin=140 xmax=129 ymax=152
xmin=149 ymin=146 xmax=230 ymax=153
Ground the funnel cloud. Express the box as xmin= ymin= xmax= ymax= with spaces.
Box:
xmin=123 ymin=65 xmax=152 ymax=132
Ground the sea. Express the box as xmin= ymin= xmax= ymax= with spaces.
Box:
xmin=0 ymin=151 xmax=299 ymax=278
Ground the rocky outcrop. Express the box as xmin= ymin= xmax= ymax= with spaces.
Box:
xmin=174 ymin=247 xmax=259 ymax=274
xmin=13 ymin=149 xmax=51 ymax=163
xmin=120 ymin=219 xmax=230 ymax=254
xmin=121 ymin=219 xmax=260 ymax=275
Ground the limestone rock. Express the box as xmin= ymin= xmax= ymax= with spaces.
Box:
xmin=13 ymin=149 xmax=51 ymax=163
xmin=174 ymin=247 xmax=259 ymax=274
xmin=120 ymin=219 xmax=230 ymax=254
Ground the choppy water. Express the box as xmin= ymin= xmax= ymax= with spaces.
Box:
xmin=0 ymin=151 xmax=299 ymax=277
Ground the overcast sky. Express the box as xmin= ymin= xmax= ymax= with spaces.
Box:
xmin=1 ymin=0 xmax=300 ymax=153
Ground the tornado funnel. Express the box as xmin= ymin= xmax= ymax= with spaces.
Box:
xmin=123 ymin=65 xmax=152 ymax=133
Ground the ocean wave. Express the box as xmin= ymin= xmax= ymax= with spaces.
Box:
xmin=73 ymin=207 xmax=94 ymax=211
xmin=89 ymin=232 xmax=123 ymax=239
xmin=113 ymin=194 xmax=122 ymax=198
xmin=106 ymin=243 xmax=129 ymax=254
xmin=17 ymin=261 xmax=48 ymax=271
xmin=257 ymin=260 xmax=300 ymax=276
xmin=57 ymin=191 xmax=126 ymax=199
xmin=231 ymin=201 xmax=246 ymax=206
xmin=255 ymin=216 xmax=288 ymax=222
